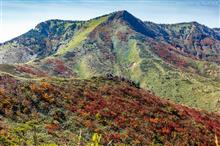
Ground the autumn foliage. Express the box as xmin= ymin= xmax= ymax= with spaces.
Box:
xmin=0 ymin=74 xmax=219 ymax=145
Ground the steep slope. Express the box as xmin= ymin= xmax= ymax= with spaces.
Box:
xmin=0 ymin=73 xmax=219 ymax=145
xmin=159 ymin=22 xmax=220 ymax=63
xmin=143 ymin=21 xmax=220 ymax=62
xmin=0 ymin=20 xmax=84 ymax=64
xmin=0 ymin=10 xmax=220 ymax=113
xmin=55 ymin=15 xmax=109 ymax=55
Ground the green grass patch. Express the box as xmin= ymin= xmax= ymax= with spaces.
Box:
xmin=56 ymin=16 xmax=108 ymax=55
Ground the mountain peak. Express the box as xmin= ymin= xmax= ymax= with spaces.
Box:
xmin=112 ymin=10 xmax=130 ymax=16
xmin=109 ymin=10 xmax=135 ymax=20
xmin=108 ymin=10 xmax=156 ymax=38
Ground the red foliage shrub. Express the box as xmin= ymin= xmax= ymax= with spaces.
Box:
xmin=153 ymin=42 xmax=188 ymax=68
xmin=46 ymin=58 xmax=72 ymax=76
xmin=0 ymin=88 xmax=5 ymax=95
xmin=16 ymin=65 xmax=47 ymax=77
xmin=45 ymin=123 xmax=60 ymax=133
xmin=201 ymin=37 xmax=216 ymax=46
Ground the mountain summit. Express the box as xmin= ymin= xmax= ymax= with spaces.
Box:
xmin=109 ymin=10 xmax=156 ymax=37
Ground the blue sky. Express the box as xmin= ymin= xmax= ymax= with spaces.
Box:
xmin=0 ymin=0 xmax=219 ymax=42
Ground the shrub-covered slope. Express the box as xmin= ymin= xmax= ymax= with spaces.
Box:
xmin=0 ymin=73 xmax=219 ymax=145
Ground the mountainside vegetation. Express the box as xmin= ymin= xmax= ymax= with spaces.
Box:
xmin=0 ymin=10 xmax=220 ymax=145
xmin=0 ymin=73 xmax=219 ymax=145
xmin=1 ymin=11 xmax=219 ymax=112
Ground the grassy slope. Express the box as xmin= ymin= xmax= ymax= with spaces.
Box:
xmin=74 ymin=56 xmax=96 ymax=78
xmin=56 ymin=16 xmax=108 ymax=55
xmin=109 ymin=33 xmax=220 ymax=112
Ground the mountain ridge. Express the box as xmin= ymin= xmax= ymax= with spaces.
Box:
xmin=0 ymin=10 xmax=220 ymax=113
xmin=0 ymin=10 xmax=220 ymax=145
xmin=1 ymin=10 xmax=219 ymax=64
